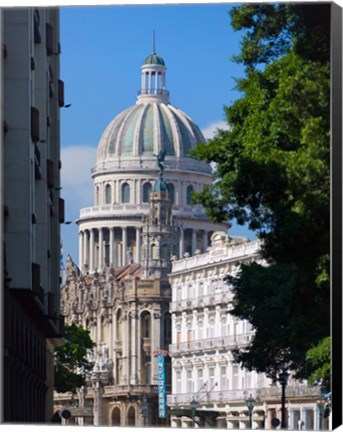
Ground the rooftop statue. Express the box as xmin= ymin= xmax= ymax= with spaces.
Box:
xmin=154 ymin=149 xmax=166 ymax=178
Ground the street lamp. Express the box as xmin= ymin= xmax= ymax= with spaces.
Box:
xmin=246 ymin=393 xmax=255 ymax=429
xmin=316 ymin=398 xmax=325 ymax=430
xmin=190 ymin=398 xmax=197 ymax=428
xmin=141 ymin=394 xmax=148 ymax=426
xmin=278 ymin=369 xmax=289 ymax=429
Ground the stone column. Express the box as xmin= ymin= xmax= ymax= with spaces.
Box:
xmin=289 ymin=408 xmax=296 ymax=430
xmin=122 ymin=227 xmax=127 ymax=266
xmin=130 ymin=309 xmax=138 ymax=384
xmin=151 ymin=310 xmax=161 ymax=384
xmin=192 ymin=229 xmax=197 ymax=255
xmin=202 ymin=230 xmax=208 ymax=252
xmin=98 ymin=228 xmax=103 ymax=271
xmin=300 ymin=407 xmax=306 ymax=430
xmin=109 ymin=227 xmax=114 ymax=267
xmin=179 ymin=228 xmax=185 ymax=259
xmin=136 ymin=227 xmax=141 ymax=263
xmin=79 ymin=231 xmax=84 ymax=270
xmin=90 ymin=228 xmax=95 ymax=272
xmin=122 ymin=314 xmax=129 ymax=385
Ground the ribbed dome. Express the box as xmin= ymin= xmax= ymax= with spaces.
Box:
xmin=143 ymin=51 xmax=165 ymax=66
xmin=96 ymin=101 xmax=206 ymax=163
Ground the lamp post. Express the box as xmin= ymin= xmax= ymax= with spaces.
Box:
xmin=141 ymin=394 xmax=148 ymax=426
xmin=316 ymin=398 xmax=325 ymax=430
xmin=190 ymin=398 xmax=197 ymax=428
xmin=278 ymin=370 xmax=289 ymax=429
xmin=246 ymin=393 xmax=255 ymax=429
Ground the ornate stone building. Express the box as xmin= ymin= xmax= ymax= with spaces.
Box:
xmin=54 ymin=48 xmax=228 ymax=425
xmin=168 ymin=232 xmax=328 ymax=430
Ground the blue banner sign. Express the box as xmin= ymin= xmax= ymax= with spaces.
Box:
xmin=157 ymin=354 xmax=167 ymax=418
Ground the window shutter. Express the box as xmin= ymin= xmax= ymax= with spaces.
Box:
xmin=58 ymin=79 xmax=64 ymax=107
xmin=32 ymin=262 xmax=40 ymax=295
xmin=46 ymin=23 xmax=53 ymax=55
xmin=34 ymin=10 xmax=41 ymax=44
xmin=59 ymin=198 xmax=65 ymax=223
xmin=31 ymin=107 xmax=40 ymax=143
xmin=47 ymin=159 xmax=54 ymax=188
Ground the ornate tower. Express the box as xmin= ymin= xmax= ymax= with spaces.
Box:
xmin=141 ymin=151 xmax=178 ymax=280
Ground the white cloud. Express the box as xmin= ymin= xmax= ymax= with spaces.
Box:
xmin=201 ymin=120 xmax=230 ymax=140
xmin=61 ymin=144 xmax=97 ymax=212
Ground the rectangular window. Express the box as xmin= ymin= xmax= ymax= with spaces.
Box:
xmin=177 ymin=331 xmax=181 ymax=349
xmin=176 ymin=371 xmax=181 ymax=393
xmin=232 ymin=365 xmax=239 ymax=390
xmin=198 ymin=320 xmax=203 ymax=339
xmin=187 ymin=369 xmax=193 ymax=393
xmin=208 ymin=318 xmax=215 ymax=338
xmin=197 ymin=368 xmax=203 ymax=391
xmin=220 ymin=366 xmax=227 ymax=390
xmin=209 ymin=367 xmax=215 ymax=390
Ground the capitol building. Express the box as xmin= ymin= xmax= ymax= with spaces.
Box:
xmin=76 ymin=48 xmax=227 ymax=274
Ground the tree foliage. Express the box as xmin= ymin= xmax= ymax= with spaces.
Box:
xmin=54 ymin=323 xmax=95 ymax=394
xmin=191 ymin=4 xmax=330 ymax=381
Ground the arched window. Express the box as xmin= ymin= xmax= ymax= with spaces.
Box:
xmin=127 ymin=406 xmax=135 ymax=426
xmin=141 ymin=312 xmax=151 ymax=338
xmin=122 ymin=182 xmax=130 ymax=203
xmin=143 ymin=182 xmax=152 ymax=203
xmin=111 ymin=407 xmax=121 ymax=426
xmin=186 ymin=185 xmax=193 ymax=205
xmin=105 ymin=184 xmax=112 ymax=204
xmin=95 ymin=186 xmax=100 ymax=206
xmin=168 ymin=183 xmax=175 ymax=203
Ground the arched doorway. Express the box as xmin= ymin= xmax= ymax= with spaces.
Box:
xmin=111 ymin=407 xmax=121 ymax=426
xmin=127 ymin=406 xmax=135 ymax=426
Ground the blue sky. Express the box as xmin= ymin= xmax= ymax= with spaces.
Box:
xmin=60 ymin=3 xmax=254 ymax=264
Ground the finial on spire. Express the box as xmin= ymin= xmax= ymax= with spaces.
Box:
xmin=152 ymin=30 xmax=156 ymax=54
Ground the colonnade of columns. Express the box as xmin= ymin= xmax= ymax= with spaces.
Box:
xmin=79 ymin=225 xmax=212 ymax=273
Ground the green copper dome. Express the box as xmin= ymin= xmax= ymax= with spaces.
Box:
xmin=143 ymin=51 xmax=165 ymax=66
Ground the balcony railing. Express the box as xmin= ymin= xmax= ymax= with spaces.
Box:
xmin=169 ymin=333 xmax=253 ymax=356
xmin=79 ymin=203 xmax=208 ymax=221
xmin=138 ymin=89 xmax=169 ymax=97
xmin=167 ymin=386 xmax=321 ymax=406
xmin=103 ymin=384 xmax=159 ymax=397
xmin=170 ymin=290 xmax=232 ymax=312
xmin=172 ymin=239 xmax=261 ymax=273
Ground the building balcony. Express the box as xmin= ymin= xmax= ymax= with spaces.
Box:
xmin=78 ymin=203 xmax=207 ymax=222
xmin=168 ymin=388 xmax=261 ymax=406
xmin=103 ymin=384 xmax=159 ymax=398
xmin=170 ymin=291 xmax=232 ymax=313
xmin=167 ymin=385 xmax=321 ymax=406
xmin=169 ymin=333 xmax=253 ymax=356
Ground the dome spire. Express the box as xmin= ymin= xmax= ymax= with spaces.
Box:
xmin=152 ymin=30 xmax=156 ymax=54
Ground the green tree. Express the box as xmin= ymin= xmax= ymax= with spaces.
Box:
xmin=54 ymin=323 xmax=95 ymax=394
xmin=191 ymin=4 xmax=330 ymax=382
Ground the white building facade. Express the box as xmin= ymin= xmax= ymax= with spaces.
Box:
xmin=168 ymin=232 xmax=327 ymax=430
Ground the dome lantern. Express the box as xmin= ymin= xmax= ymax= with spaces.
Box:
xmin=139 ymin=33 xmax=169 ymax=102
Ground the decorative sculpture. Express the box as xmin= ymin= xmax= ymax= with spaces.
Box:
xmin=154 ymin=149 xmax=166 ymax=178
